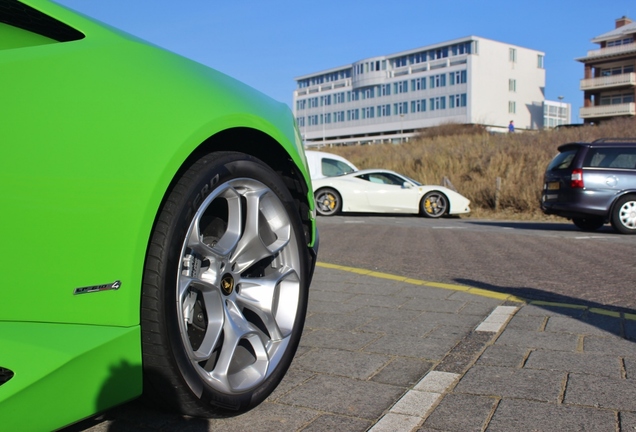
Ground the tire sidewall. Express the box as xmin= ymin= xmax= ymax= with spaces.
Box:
xmin=315 ymin=187 xmax=341 ymax=216
xmin=611 ymin=195 xmax=636 ymax=234
xmin=421 ymin=191 xmax=447 ymax=218
xmin=145 ymin=151 xmax=309 ymax=414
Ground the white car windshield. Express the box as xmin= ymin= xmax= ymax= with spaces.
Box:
xmin=357 ymin=172 xmax=421 ymax=186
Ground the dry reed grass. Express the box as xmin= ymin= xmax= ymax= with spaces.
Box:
xmin=313 ymin=118 xmax=636 ymax=219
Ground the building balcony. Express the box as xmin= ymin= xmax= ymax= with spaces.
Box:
xmin=295 ymin=79 xmax=352 ymax=97
xmin=576 ymin=43 xmax=636 ymax=61
xmin=580 ymin=73 xmax=636 ymax=91
xmin=579 ymin=102 xmax=636 ymax=119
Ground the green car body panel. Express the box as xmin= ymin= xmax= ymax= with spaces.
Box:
xmin=0 ymin=0 xmax=316 ymax=430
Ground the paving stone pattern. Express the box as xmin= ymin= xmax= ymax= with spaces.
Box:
xmin=71 ymin=266 xmax=636 ymax=432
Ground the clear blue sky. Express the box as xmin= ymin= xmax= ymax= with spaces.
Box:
xmin=56 ymin=0 xmax=634 ymax=123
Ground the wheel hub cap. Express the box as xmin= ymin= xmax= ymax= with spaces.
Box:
xmin=220 ymin=274 xmax=234 ymax=295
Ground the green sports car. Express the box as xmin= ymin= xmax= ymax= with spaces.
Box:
xmin=0 ymin=0 xmax=318 ymax=430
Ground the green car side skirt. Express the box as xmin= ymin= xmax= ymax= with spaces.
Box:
xmin=0 ymin=322 xmax=142 ymax=431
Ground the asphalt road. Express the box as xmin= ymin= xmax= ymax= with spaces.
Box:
xmin=315 ymin=215 xmax=636 ymax=313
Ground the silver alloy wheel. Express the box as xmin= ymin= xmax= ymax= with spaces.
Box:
xmin=177 ymin=178 xmax=301 ymax=394
xmin=421 ymin=191 xmax=448 ymax=218
xmin=617 ymin=199 xmax=636 ymax=230
xmin=315 ymin=188 xmax=341 ymax=216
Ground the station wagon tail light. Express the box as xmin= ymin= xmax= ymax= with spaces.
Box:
xmin=571 ymin=168 xmax=584 ymax=188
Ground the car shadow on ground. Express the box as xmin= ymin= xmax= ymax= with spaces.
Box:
xmin=467 ymin=220 xmax=618 ymax=233
xmin=455 ymin=278 xmax=636 ymax=341
xmin=60 ymin=364 xmax=211 ymax=432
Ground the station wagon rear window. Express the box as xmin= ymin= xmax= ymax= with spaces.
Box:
xmin=547 ymin=149 xmax=577 ymax=171
xmin=584 ymin=148 xmax=636 ymax=169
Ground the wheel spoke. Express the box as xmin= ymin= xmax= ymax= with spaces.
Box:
xmin=231 ymin=188 xmax=290 ymax=273
xmin=189 ymin=290 xmax=225 ymax=362
xmin=209 ymin=301 xmax=269 ymax=393
xmin=236 ymin=266 xmax=300 ymax=340
xmin=620 ymin=201 xmax=636 ymax=229
xmin=187 ymin=186 xmax=243 ymax=259
xmin=178 ymin=273 xmax=216 ymax=301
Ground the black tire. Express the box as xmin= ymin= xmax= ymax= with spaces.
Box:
xmin=610 ymin=195 xmax=636 ymax=234
xmin=572 ymin=217 xmax=605 ymax=232
xmin=420 ymin=191 xmax=448 ymax=218
xmin=141 ymin=151 xmax=310 ymax=417
xmin=315 ymin=188 xmax=342 ymax=216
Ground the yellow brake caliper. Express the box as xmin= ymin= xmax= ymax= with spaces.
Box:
xmin=327 ymin=194 xmax=335 ymax=209
xmin=425 ymin=198 xmax=433 ymax=213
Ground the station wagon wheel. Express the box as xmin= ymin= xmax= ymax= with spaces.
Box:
xmin=142 ymin=151 xmax=309 ymax=416
xmin=420 ymin=191 xmax=448 ymax=218
xmin=572 ymin=217 xmax=604 ymax=232
xmin=315 ymin=188 xmax=342 ymax=216
xmin=611 ymin=195 xmax=636 ymax=234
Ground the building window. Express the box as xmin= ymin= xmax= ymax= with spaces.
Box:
xmin=347 ymin=109 xmax=359 ymax=121
xmin=296 ymin=100 xmax=306 ymax=110
xmin=377 ymin=104 xmax=391 ymax=117
xmin=308 ymin=115 xmax=319 ymax=126
xmin=296 ymin=116 xmax=305 ymax=127
xmin=430 ymin=97 xmax=446 ymax=111
xmin=411 ymin=77 xmax=426 ymax=91
xmin=509 ymin=79 xmax=516 ymax=92
xmin=380 ymin=84 xmax=391 ymax=96
xmin=509 ymin=48 xmax=517 ymax=63
xmin=362 ymin=106 xmax=375 ymax=119
xmin=393 ymin=80 xmax=408 ymax=94
xmin=320 ymin=113 xmax=331 ymax=124
xmin=393 ymin=56 xmax=408 ymax=68
xmin=429 ymin=47 xmax=449 ymax=60
xmin=508 ymin=101 xmax=516 ymax=113
xmin=537 ymin=54 xmax=544 ymax=68
xmin=334 ymin=111 xmax=345 ymax=123
xmin=309 ymin=97 xmax=319 ymax=108
xmin=429 ymin=74 xmax=446 ymax=88
xmin=362 ymin=87 xmax=375 ymax=99
xmin=449 ymin=70 xmax=467 ymax=85
xmin=449 ymin=94 xmax=467 ymax=108
xmin=450 ymin=42 xmax=472 ymax=55
xmin=393 ymin=102 xmax=408 ymax=115
xmin=601 ymin=93 xmax=635 ymax=105
xmin=602 ymin=65 xmax=635 ymax=76
xmin=607 ymin=37 xmax=634 ymax=47
xmin=320 ymin=95 xmax=331 ymax=106
xmin=411 ymin=99 xmax=427 ymax=113
xmin=334 ymin=92 xmax=345 ymax=104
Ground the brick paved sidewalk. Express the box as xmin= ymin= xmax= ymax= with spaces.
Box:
xmin=70 ymin=265 xmax=636 ymax=431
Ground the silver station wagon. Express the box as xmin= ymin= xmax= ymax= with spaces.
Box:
xmin=541 ymin=139 xmax=636 ymax=234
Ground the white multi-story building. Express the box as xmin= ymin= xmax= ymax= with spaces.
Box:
xmin=293 ymin=36 xmax=546 ymax=146
xmin=543 ymin=99 xmax=572 ymax=128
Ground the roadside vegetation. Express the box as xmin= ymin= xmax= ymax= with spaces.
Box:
xmin=313 ymin=118 xmax=636 ymax=219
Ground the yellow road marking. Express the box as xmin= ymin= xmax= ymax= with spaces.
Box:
xmin=315 ymin=262 xmax=635 ymax=321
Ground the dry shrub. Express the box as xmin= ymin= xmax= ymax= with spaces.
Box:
xmin=316 ymin=118 xmax=636 ymax=218
xmin=415 ymin=122 xmax=487 ymax=139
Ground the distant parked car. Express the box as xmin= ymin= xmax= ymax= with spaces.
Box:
xmin=305 ymin=150 xmax=358 ymax=179
xmin=541 ymin=139 xmax=636 ymax=234
xmin=313 ymin=169 xmax=471 ymax=218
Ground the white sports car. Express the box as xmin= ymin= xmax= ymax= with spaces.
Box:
xmin=313 ymin=169 xmax=471 ymax=218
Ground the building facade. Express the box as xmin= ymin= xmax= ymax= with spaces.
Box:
xmin=577 ymin=16 xmax=636 ymax=123
xmin=543 ymin=99 xmax=572 ymax=128
xmin=293 ymin=36 xmax=546 ymax=146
